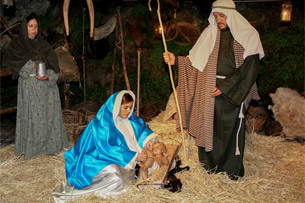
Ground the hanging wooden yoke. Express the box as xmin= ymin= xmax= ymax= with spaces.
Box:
xmin=63 ymin=0 xmax=95 ymax=39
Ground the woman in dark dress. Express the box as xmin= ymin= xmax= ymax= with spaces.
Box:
xmin=3 ymin=12 xmax=68 ymax=160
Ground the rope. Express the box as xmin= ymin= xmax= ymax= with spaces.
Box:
xmin=235 ymin=102 xmax=244 ymax=155
xmin=149 ymin=0 xmax=187 ymax=160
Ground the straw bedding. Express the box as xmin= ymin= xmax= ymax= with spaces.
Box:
xmin=0 ymin=111 xmax=304 ymax=203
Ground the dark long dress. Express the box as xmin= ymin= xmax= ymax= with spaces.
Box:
xmin=15 ymin=61 xmax=68 ymax=160
xmin=198 ymin=29 xmax=260 ymax=179
xmin=3 ymin=16 xmax=68 ymax=160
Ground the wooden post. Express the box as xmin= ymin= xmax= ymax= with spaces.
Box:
xmin=64 ymin=83 xmax=71 ymax=110
xmin=127 ymin=21 xmax=142 ymax=116
xmin=0 ymin=106 xmax=17 ymax=115
xmin=137 ymin=48 xmax=142 ymax=116
xmin=116 ymin=7 xmax=130 ymax=90
xmin=110 ymin=21 xmax=119 ymax=95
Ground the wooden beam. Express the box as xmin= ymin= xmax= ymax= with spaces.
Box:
xmin=0 ymin=106 xmax=17 ymax=115
xmin=0 ymin=67 xmax=12 ymax=77
xmin=0 ymin=17 xmax=14 ymax=39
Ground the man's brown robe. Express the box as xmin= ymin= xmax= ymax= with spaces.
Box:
xmin=177 ymin=29 xmax=260 ymax=178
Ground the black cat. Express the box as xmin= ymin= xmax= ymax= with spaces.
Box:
xmin=163 ymin=157 xmax=190 ymax=192
xmin=136 ymin=156 xmax=190 ymax=192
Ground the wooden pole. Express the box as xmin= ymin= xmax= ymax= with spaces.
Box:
xmin=110 ymin=21 xmax=119 ymax=95
xmin=149 ymin=0 xmax=187 ymax=160
xmin=137 ymin=48 xmax=142 ymax=116
xmin=82 ymin=7 xmax=86 ymax=102
xmin=117 ymin=7 xmax=130 ymax=90
xmin=0 ymin=106 xmax=17 ymax=115
xmin=127 ymin=21 xmax=142 ymax=116
xmin=64 ymin=83 xmax=71 ymax=110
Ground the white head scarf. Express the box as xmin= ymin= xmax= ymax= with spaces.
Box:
xmin=187 ymin=0 xmax=264 ymax=72
xmin=113 ymin=90 xmax=135 ymax=121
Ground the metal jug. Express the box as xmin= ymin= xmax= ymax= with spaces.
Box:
xmin=36 ymin=61 xmax=47 ymax=77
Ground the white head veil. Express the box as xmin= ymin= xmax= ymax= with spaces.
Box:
xmin=113 ymin=90 xmax=135 ymax=121
xmin=187 ymin=0 xmax=264 ymax=72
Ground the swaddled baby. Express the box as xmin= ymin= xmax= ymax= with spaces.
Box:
xmin=139 ymin=142 xmax=169 ymax=179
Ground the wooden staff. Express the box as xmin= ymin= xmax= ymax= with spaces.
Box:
xmin=148 ymin=0 xmax=187 ymax=160
xmin=117 ymin=7 xmax=131 ymax=90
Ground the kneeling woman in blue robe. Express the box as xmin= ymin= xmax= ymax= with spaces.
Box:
xmin=52 ymin=90 xmax=156 ymax=200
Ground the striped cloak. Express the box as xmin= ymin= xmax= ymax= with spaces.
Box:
xmin=176 ymin=29 xmax=260 ymax=152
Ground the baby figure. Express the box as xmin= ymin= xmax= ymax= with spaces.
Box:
xmin=139 ymin=142 xmax=169 ymax=180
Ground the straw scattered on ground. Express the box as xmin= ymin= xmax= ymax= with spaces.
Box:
xmin=0 ymin=111 xmax=304 ymax=203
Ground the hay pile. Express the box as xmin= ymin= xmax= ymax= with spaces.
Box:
xmin=0 ymin=112 xmax=304 ymax=202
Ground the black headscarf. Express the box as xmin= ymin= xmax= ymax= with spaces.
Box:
xmin=2 ymin=13 xmax=59 ymax=79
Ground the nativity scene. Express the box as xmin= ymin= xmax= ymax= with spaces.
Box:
xmin=0 ymin=0 xmax=304 ymax=202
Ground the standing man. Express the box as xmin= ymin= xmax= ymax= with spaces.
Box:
xmin=163 ymin=0 xmax=264 ymax=180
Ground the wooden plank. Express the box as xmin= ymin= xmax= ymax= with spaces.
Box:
xmin=0 ymin=67 xmax=12 ymax=77
xmin=0 ymin=106 xmax=17 ymax=115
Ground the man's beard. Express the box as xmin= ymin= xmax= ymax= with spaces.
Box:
xmin=218 ymin=24 xmax=228 ymax=30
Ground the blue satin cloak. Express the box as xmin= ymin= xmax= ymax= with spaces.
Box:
xmin=64 ymin=92 xmax=153 ymax=189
